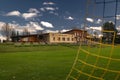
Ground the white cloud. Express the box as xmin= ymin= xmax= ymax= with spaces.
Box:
xmin=0 ymin=36 xmax=6 ymax=42
xmin=28 ymin=8 xmax=40 ymax=13
xmin=43 ymin=2 xmax=55 ymax=5
xmin=41 ymin=21 xmax=54 ymax=28
xmin=66 ymin=16 xmax=74 ymax=20
xmin=40 ymin=8 xmax=45 ymax=12
xmin=60 ymin=29 xmax=70 ymax=32
xmin=22 ymin=13 xmax=38 ymax=20
xmin=8 ymin=23 xmax=19 ymax=29
xmin=5 ymin=9 xmax=40 ymax=20
xmin=22 ymin=8 xmax=40 ymax=20
xmin=86 ymin=26 xmax=102 ymax=38
xmin=86 ymin=18 xmax=102 ymax=24
xmin=43 ymin=7 xmax=58 ymax=11
xmin=44 ymin=30 xmax=58 ymax=33
xmin=15 ymin=22 xmax=44 ymax=33
xmin=40 ymin=7 xmax=58 ymax=12
xmin=6 ymin=11 xmax=21 ymax=16
xmin=96 ymin=19 xmax=102 ymax=24
xmin=5 ymin=23 xmax=24 ymax=33
xmin=0 ymin=21 xmax=44 ymax=37
xmin=10 ymin=22 xmax=43 ymax=33
xmin=0 ymin=22 xmax=5 ymax=28
xmin=86 ymin=18 xmax=94 ymax=23
xmin=43 ymin=29 xmax=70 ymax=33
xmin=86 ymin=26 xmax=102 ymax=31
xmin=117 ymin=26 xmax=120 ymax=31
xmin=45 ymin=7 xmax=56 ymax=11
xmin=27 ymin=22 xmax=44 ymax=30
xmin=49 ymin=11 xmax=59 ymax=16
xmin=116 ymin=15 xmax=120 ymax=20
xmin=92 ymin=27 xmax=102 ymax=31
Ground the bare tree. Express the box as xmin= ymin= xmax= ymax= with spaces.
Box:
xmin=23 ymin=28 xmax=30 ymax=35
xmin=1 ymin=23 xmax=13 ymax=41
xmin=11 ymin=29 xmax=16 ymax=36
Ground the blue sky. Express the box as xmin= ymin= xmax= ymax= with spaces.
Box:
xmin=0 ymin=0 xmax=86 ymax=32
xmin=0 ymin=0 xmax=120 ymax=39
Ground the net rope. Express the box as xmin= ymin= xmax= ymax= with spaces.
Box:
xmin=66 ymin=31 xmax=120 ymax=80
xmin=66 ymin=0 xmax=120 ymax=80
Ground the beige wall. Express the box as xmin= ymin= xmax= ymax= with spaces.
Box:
xmin=48 ymin=33 xmax=76 ymax=43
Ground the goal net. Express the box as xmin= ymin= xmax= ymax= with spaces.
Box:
xmin=66 ymin=0 xmax=120 ymax=80
xmin=66 ymin=31 xmax=120 ymax=80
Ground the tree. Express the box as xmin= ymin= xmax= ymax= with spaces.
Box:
xmin=102 ymin=21 xmax=117 ymax=31
xmin=1 ymin=23 xmax=13 ymax=41
xmin=23 ymin=28 xmax=30 ymax=35
xmin=102 ymin=21 xmax=117 ymax=43
xmin=11 ymin=29 xmax=16 ymax=36
xmin=93 ymin=31 xmax=98 ymax=41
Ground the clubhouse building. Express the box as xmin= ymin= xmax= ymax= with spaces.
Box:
xmin=11 ymin=29 xmax=87 ymax=44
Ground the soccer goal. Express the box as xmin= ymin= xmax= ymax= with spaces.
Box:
xmin=66 ymin=0 xmax=120 ymax=80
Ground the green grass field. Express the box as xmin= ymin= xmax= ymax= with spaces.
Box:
xmin=68 ymin=45 xmax=120 ymax=80
xmin=0 ymin=44 xmax=120 ymax=80
xmin=0 ymin=44 xmax=78 ymax=80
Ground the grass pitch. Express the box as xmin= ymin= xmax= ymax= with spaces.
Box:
xmin=0 ymin=44 xmax=78 ymax=80
xmin=0 ymin=44 xmax=120 ymax=80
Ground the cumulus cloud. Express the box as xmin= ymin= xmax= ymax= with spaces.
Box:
xmin=40 ymin=2 xmax=58 ymax=16
xmin=27 ymin=22 xmax=44 ymax=30
xmin=85 ymin=26 xmax=102 ymax=38
xmin=12 ymin=22 xmax=44 ymax=33
xmin=43 ymin=2 xmax=55 ymax=5
xmin=86 ymin=18 xmax=102 ymax=24
xmin=40 ymin=7 xmax=59 ymax=16
xmin=41 ymin=21 xmax=54 ymax=28
xmin=86 ymin=18 xmax=94 ymax=23
xmin=10 ymin=22 xmax=43 ymax=33
xmin=40 ymin=1 xmax=58 ymax=12
xmin=65 ymin=16 xmax=74 ymax=20
xmin=22 ymin=13 xmax=38 ymax=20
xmin=0 ymin=22 xmax=6 ymax=38
xmin=40 ymin=8 xmax=45 ymax=12
xmin=0 ymin=22 xmax=5 ymax=28
xmin=43 ymin=29 xmax=70 ymax=33
xmin=92 ymin=27 xmax=102 ymax=31
xmin=8 ymin=23 xmax=20 ymax=29
xmin=0 ymin=21 xmax=45 ymax=38
xmin=86 ymin=26 xmax=102 ymax=31
xmin=96 ymin=19 xmax=102 ymax=24
xmin=6 ymin=11 xmax=21 ymax=16
xmin=60 ymin=29 xmax=70 ymax=32
xmin=28 ymin=8 xmax=40 ymax=13
xmin=0 ymin=36 xmax=6 ymax=42
xmin=40 ymin=7 xmax=58 ymax=11
xmin=0 ymin=22 xmax=13 ymax=41
xmin=49 ymin=11 xmax=58 ymax=16
xmin=45 ymin=7 xmax=56 ymax=11
xmin=117 ymin=26 xmax=120 ymax=31
xmin=116 ymin=15 xmax=120 ymax=20
xmin=44 ymin=30 xmax=58 ymax=33
xmin=5 ymin=8 xmax=40 ymax=20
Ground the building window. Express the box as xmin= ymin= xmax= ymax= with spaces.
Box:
xmin=62 ymin=37 xmax=65 ymax=41
xmin=23 ymin=37 xmax=29 ymax=41
xmin=67 ymin=38 xmax=70 ymax=41
xmin=53 ymin=37 xmax=55 ymax=41
xmin=58 ymin=37 xmax=60 ymax=41
xmin=72 ymin=38 xmax=74 ymax=41
xmin=52 ymin=34 xmax=55 ymax=36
